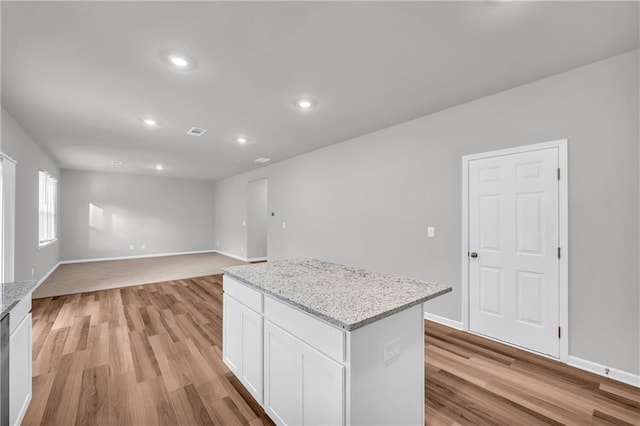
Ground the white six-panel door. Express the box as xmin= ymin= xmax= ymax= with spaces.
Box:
xmin=468 ymin=146 xmax=560 ymax=358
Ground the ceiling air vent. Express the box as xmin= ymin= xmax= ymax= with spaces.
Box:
xmin=186 ymin=127 xmax=207 ymax=137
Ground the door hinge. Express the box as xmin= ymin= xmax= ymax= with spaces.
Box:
xmin=557 ymin=247 xmax=561 ymax=259
xmin=557 ymin=168 xmax=561 ymax=180
xmin=558 ymin=326 xmax=561 ymax=339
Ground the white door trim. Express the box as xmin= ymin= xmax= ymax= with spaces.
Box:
xmin=461 ymin=139 xmax=568 ymax=362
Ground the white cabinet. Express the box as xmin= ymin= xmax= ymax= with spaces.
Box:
xmin=264 ymin=296 xmax=344 ymax=362
xmin=9 ymin=312 xmax=31 ymax=426
xmin=264 ymin=320 xmax=344 ymax=426
xmin=300 ymin=343 xmax=344 ymax=426
xmin=241 ymin=307 xmax=263 ymax=400
xmin=222 ymin=294 xmax=263 ymax=404
xmin=264 ymin=321 xmax=299 ymax=425
xmin=223 ymin=294 xmax=243 ymax=374
xmin=223 ymin=274 xmax=424 ymax=426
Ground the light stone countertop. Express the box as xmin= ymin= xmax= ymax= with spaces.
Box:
xmin=221 ymin=258 xmax=452 ymax=331
xmin=1 ymin=280 xmax=37 ymax=318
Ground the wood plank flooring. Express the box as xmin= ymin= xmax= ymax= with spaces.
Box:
xmin=26 ymin=275 xmax=274 ymax=426
xmin=425 ymin=321 xmax=640 ymax=425
xmin=25 ymin=275 xmax=639 ymax=425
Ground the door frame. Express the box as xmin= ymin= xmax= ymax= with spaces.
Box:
xmin=461 ymin=139 xmax=568 ymax=362
xmin=246 ymin=177 xmax=269 ymax=262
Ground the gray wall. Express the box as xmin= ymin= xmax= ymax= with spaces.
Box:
xmin=61 ymin=170 xmax=215 ymax=261
xmin=213 ymin=51 xmax=639 ymax=374
xmin=247 ymin=178 xmax=268 ymax=259
xmin=1 ymin=107 xmax=61 ymax=282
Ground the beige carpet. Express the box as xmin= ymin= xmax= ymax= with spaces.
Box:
xmin=33 ymin=252 xmax=247 ymax=299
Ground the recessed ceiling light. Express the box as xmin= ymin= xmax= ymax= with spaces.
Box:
xmin=155 ymin=164 xmax=164 ymax=170
xmin=295 ymin=98 xmax=315 ymax=109
xmin=255 ymin=157 xmax=271 ymax=163
xmin=111 ymin=160 xmax=122 ymax=166
xmin=169 ymin=55 xmax=189 ymax=67
xmin=236 ymin=136 xmax=248 ymax=144
xmin=142 ymin=118 xmax=157 ymax=126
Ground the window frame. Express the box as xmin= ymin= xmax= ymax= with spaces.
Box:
xmin=38 ymin=170 xmax=58 ymax=247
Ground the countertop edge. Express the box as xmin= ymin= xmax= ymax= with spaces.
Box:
xmin=346 ymin=286 xmax=452 ymax=331
xmin=1 ymin=300 xmax=19 ymax=319
xmin=1 ymin=280 xmax=38 ymax=318
xmin=221 ymin=270 xmax=452 ymax=331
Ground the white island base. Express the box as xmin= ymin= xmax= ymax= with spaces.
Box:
xmin=222 ymin=275 xmax=426 ymax=426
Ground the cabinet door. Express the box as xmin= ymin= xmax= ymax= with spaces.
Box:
xmin=10 ymin=313 xmax=32 ymax=426
xmin=301 ymin=344 xmax=344 ymax=426
xmin=224 ymin=294 xmax=263 ymax=404
xmin=223 ymin=294 xmax=243 ymax=375
xmin=264 ymin=321 xmax=300 ymax=426
xmin=241 ymin=307 xmax=263 ymax=403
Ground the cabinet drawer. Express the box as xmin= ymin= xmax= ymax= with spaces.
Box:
xmin=264 ymin=296 xmax=345 ymax=362
xmin=223 ymin=275 xmax=263 ymax=313
xmin=10 ymin=295 xmax=31 ymax=335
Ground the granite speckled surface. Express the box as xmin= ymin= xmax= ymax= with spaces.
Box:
xmin=1 ymin=280 xmax=37 ymax=318
xmin=221 ymin=259 xmax=451 ymax=331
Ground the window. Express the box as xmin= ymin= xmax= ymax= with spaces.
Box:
xmin=38 ymin=170 xmax=57 ymax=246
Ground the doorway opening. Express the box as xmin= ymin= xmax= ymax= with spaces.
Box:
xmin=247 ymin=178 xmax=268 ymax=262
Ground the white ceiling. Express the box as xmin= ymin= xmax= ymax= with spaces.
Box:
xmin=2 ymin=1 xmax=638 ymax=181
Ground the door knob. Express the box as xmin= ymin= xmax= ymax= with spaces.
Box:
xmin=470 ymin=252 xmax=478 ymax=258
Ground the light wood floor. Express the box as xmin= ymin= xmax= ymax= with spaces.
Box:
xmin=25 ymin=275 xmax=639 ymax=425
xmin=425 ymin=322 xmax=639 ymax=425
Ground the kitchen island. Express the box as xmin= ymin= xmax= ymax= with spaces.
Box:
xmin=221 ymin=259 xmax=451 ymax=426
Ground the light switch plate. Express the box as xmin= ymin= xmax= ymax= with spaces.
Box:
xmin=427 ymin=227 xmax=435 ymax=237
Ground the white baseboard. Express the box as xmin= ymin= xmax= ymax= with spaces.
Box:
xmin=568 ymin=356 xmax=640 ymax=388
xmin=212 ymin=250 xmax=266 ymax=263
xmin=424 ymin=312 xmax=463 ymax=330
xmin=34 ymin=261 xmax=62 ymax=290
xmin=60 ymin=249 xmax=218 ymax=265
xmin=213 ymin=250 xmax=249 ymax=262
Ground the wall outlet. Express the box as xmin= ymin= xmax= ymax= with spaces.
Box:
xmin=604 ymin=367 xmax=610 ymax=376
xmin=427 ymin=227 xmax=435 ymax=238
xmin=242 ymin=220 xmax=246 ymax=227
xmin=240 ymin=246 xmax=244 ymax=252
xmin=141 ymin=244 xmax=145 ymax=250
xmin=282 ymin=222 xmax=286 ymax=229
xmin=216 ymin=241 xmax=220 ymax=247
xmin=129 ymin=244 xmax=134 ymax=250
xmin=383 ymin=339 xmax=401 ymax=362
xmin=31 ymin=268 xmax=35 ymax=277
